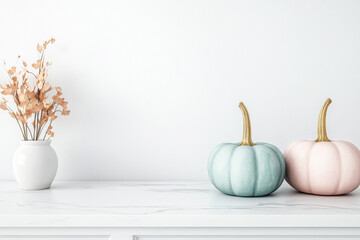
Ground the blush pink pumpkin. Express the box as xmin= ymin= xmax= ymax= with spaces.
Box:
xmin=284 ymin=98 xmax=360 ymax=195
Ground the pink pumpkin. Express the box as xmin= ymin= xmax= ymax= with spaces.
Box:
xmin=284 ymin=98 xmax=360 ymax=195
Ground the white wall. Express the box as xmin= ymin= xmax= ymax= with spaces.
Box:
xmin=0 ymin=0 xmax=359 ymax=180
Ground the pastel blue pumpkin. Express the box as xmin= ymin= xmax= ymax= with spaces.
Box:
xmin=208 ymin=102 xmax=285 ymax=197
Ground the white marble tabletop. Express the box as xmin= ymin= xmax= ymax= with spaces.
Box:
xmin=0 ymin=181 xmax=359 ymax=228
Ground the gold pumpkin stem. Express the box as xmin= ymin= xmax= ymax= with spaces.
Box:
xmin=315 ymin=98 xmax=332 ymax=142
xmin=238 ymin=102 xmax=254 ymax=146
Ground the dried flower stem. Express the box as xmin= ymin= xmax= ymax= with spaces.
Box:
xmin=6 ymin=106 xmax=26 ymax=139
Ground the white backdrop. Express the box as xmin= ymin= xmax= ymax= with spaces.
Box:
xmin=0 ymin=0 xmax=359 ymax=180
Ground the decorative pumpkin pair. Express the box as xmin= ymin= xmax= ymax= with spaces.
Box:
xmin=208 ymin=99 xmax=360 ymax=197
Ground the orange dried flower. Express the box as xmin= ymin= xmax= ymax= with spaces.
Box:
xmin=0 ymin=101 xmax=7 ymax=110
xmin=8 ymin=67 xmax=16 ymax=76
xmin=32 ymin=60 xmax=41 ymax=69
xmin=0 ymin=38 xmax=70 ymax=140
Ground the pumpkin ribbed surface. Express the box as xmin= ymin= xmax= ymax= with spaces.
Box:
xmin=208 ymin=142 xmax=285 ymax=197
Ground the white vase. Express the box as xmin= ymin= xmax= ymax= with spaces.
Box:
xmin=13 ymin=140 xmax=58 ymax=190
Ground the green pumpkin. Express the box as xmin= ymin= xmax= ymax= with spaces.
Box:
xmin=208 ymin=102 xmax=285 ymax=197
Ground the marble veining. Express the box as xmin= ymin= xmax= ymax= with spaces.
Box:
xmin=0 ymin=181 xmax=359 ymax=228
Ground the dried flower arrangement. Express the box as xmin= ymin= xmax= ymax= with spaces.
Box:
xmin=0 ymin=39 xmax=70 ymax=141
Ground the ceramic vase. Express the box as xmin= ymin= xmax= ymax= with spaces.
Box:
xmin=13 ymin=140 xmax=58 ymax=190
